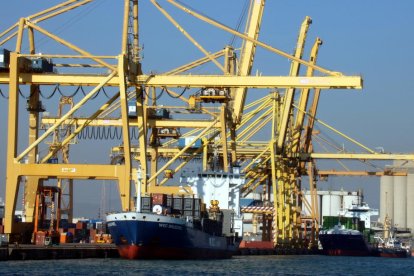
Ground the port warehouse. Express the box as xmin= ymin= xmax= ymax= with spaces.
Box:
xmin=2 ymin=1 xmax=408 ymax=256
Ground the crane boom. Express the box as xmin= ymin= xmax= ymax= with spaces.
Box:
xmin=230 ymin=0 xmax=265 ymax=124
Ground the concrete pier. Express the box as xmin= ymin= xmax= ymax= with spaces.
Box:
xmin=0 ymin=243 xmax=119 ymax=261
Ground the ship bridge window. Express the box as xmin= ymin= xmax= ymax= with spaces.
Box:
xmin=132 ymin=216 xmax=136 ymax=219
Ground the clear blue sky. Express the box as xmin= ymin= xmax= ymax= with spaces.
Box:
xmin=0 ymin=1 xmax=413 ymax=216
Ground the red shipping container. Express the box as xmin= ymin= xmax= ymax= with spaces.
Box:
xmin=76 ymin=221 xmax=86 ymax=230
xmin=35 ymin=232 xmax=46 ymax=245
xmin=0 ymin=225 xmax=4 ymax=234
xmin=152 ymin=193 xmax=167 ymax=205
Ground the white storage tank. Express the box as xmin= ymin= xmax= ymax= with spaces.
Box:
xmin=342 ymin=191 xmax=361 ymax=210
xmin=302 ymin=192 xmax=321 ymax=219
xmin=321 ymin=193 xmax=341 ymax=218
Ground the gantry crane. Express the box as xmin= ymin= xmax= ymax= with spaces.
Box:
xmin=2 ymin=0 xmax=412 ymax=251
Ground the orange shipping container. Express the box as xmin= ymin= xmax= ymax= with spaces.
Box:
xmin=90 ymin=229 xmax=97 ymax=241
xmin=60 ymin=233 xmax=67 ymax=244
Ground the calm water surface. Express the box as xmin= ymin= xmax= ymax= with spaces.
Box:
xmin=1 ymin=255 xmax=413 ymax=275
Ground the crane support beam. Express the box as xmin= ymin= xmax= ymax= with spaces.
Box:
xmin=14 ymin=164 xmax=127 ymax=180
xmin=139 ymin=75 xmax=362 ymax=89
xmin=231 ymin=0 xmax=265 ymax=123
xmin=41 ymin=118 xmax=222 ymax=129
xmin=291 ymin=38 xmax=322 ymax=152
xmin=23 ymin=29 xmax=41 ymax=224
xmin=317 ymin=170 xmax=408 ymax=176
xmin=276 ymin=16 xmax=312 ymax=153
xmin=117 ymin=55 xmax=133 ymax=210
xmin=309 ymin=153 xmax=414 ymax=160
xmin=4 ymin=52 xmax=21 ymax=234
xmin=0 ymin=73 xmax=363 ymax=88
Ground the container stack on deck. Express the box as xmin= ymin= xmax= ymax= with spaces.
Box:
xmin=140 ymin=194 xmax=203 ymax=219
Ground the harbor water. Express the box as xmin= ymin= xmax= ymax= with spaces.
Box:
xmin=0 ymin=255 xmax=413 ymax=275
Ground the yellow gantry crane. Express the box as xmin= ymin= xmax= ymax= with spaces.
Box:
xmin=2 ymin=0 xmax=409 ymax=251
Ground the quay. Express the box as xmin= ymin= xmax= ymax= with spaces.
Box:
xmin=0 ymin=243 xmax=119 ymax=261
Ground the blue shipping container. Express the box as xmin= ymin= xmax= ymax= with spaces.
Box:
xmin=0 ymin=48 xmax=10 ymax=69
xmin=31 ymin=58 xmax=53 ymax=72
xmin=178 ymin=137 xmax=202 ymax=149
xmin=128 ymin=101 xmax=137 ymax=117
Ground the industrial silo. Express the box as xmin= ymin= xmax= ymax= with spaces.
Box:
xmin=302 ymin=191 xmax=321 ymax=220
xmin=393 ymin=176 xmax=407 ymax=228
xmin=407 ymin=174 xmax=414 ymax=234
xmin=342 ymin=191 xmax=362 ymax=210
xmin=380 ymin=175 xmax=394 ymax=224
xmin=321 ymin=192 xmax=341 ymax=218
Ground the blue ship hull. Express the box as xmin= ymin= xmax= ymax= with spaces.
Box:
xmin=107 ymin=212 xmax=239 ymax=259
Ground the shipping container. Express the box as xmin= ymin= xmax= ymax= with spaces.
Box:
xmin=154 ymin=108 xmax=170 ymax=119
xmin=140 ymin=196 xmax=152 ymax=212
xmin=152 ymin=193 xmax=167 ymax=206
xmin=76 ymin=221 xmax=87 ymax=230
xmin=60 ymin=233 xmax=67 ymax=244
xmin=89 ymin=228 xmax=97 ymax=242
xmin=128 ymin=100 xmax=137 ymax=117
xmin=18 ymin=57 xmax=32 ymax=73
xmin=0 ymin=233 xmax=8 ymax=246
xmin=35 ymin=231 xmax=46 ymax=245
xmin=178 ymin=136 xmax=202 ymax=149
xmin=0 ymin=48 xmax=10 ymax=70
xmin=31 ymin=57 xmax=53 ymax=73
xmin=173 ymin=197 xmax=183 ymax=211
xmin=184 ymin=198 xmax=194 ymax=210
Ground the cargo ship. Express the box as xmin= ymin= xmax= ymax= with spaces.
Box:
xmin=319 ymin=202 xmax=379 ymax=256
xmin=107 ymin=169 xmax=244 ymax=259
